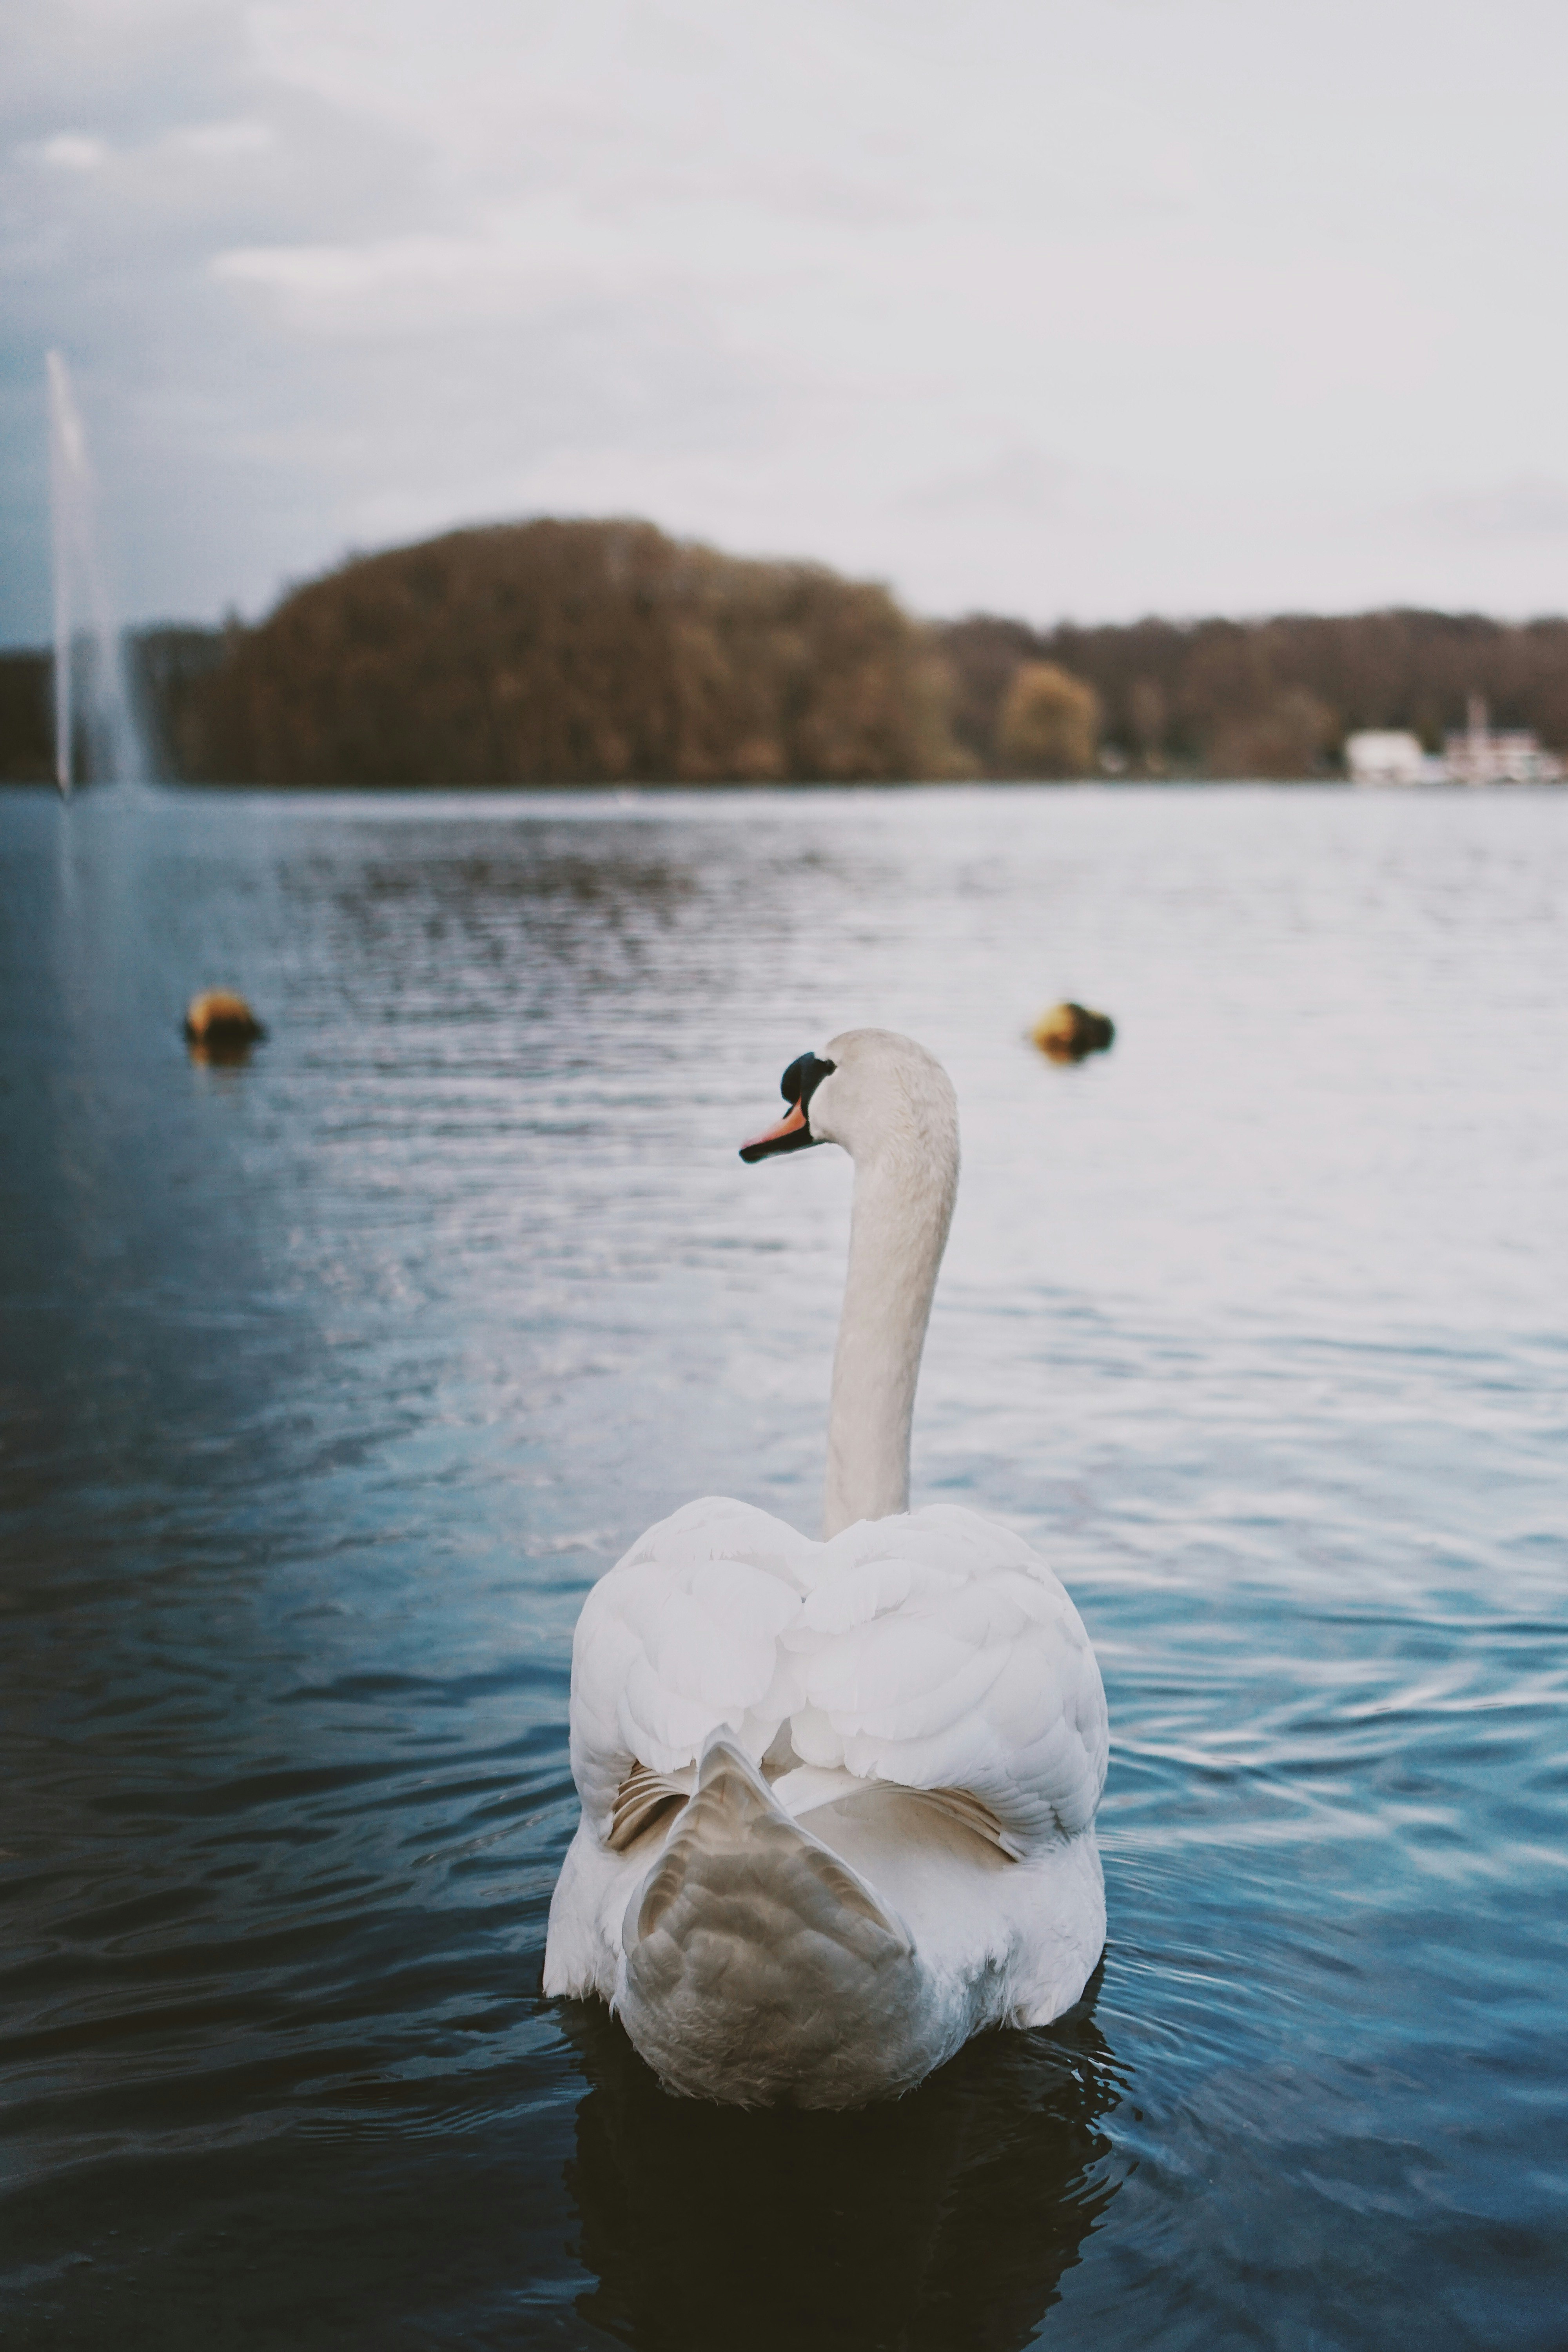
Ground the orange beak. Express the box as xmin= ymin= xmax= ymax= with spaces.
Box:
xmin=739 ymin=1101 xmax=809 ymax=1162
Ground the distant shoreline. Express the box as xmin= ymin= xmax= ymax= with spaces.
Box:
xmin=9 ymin=515 xmax=1568 ymax=789
xmin=14 ymin=774 xmax=1568 ymax=800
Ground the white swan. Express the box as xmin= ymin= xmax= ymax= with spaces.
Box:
xmin=543 ymin=1029 xmax=1108 ymax=2107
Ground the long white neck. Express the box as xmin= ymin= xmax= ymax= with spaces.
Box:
xmin=822 ymin=1120 xmax=958 ymax=1537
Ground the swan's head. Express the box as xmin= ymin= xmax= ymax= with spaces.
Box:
xmin=739 ymin=1028 xmax=958 ymax=1170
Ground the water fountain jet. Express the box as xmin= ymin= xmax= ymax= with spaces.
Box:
xmin=47 ymin=350 xmax=146 ymax=794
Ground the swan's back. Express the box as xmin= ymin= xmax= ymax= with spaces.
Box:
xmin=571 ymin=1497 xmax=1105 ymax=1858
xmin=546 ymin=1496 xmax=1109 ymax=2101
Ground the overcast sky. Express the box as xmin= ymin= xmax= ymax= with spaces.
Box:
xmin=6 ymin=0 xmax=1568 ymax=644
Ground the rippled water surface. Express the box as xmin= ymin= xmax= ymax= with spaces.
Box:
xmin=3 ymin=784 xmax=1566 ymax=2349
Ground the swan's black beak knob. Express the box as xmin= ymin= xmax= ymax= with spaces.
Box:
xmin=739 ymin=1052 xmax=836 ymax=1162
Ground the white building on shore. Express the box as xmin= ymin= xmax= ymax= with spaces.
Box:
xmin=1347 ymin=698 xmax=1563 ymax=785
xmin=1345 ymin=730 xmax=1434 ymax=785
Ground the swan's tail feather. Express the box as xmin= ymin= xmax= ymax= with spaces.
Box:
xmin=617 ymin=1732 xmax=947 ymax=2106
xmin=607 ymin=1761 xmax=693 ymax=1852
xmin=905 ymin=1784 xmax=1025 ymax=1861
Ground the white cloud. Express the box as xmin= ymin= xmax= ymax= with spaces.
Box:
xmin=212 ymin=231 xmax=499 ymax=305
xmin=166 ymin=117 xmax=276 ymax=159
xmin=34 ymin=132 xmax=111 ymax=169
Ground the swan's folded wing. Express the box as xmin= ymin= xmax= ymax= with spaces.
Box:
xmin=793 ymin=1511 xmax=1107 ymax=1853
xmin=568 ymin=1497 xmax=809 ymax=1832
xmin=614 ymin=1495 xmax=815 ymax=1586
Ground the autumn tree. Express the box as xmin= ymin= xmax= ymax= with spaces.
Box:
xmin=996 ymin=661 xmax=1102 ymax=778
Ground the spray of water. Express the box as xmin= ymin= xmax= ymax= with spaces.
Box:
xmin=47 ymin=350 xmax=146 ymax=793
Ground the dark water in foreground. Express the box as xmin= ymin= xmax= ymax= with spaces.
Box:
xmin=2 ymin=784 xmax=1565 ymax=2350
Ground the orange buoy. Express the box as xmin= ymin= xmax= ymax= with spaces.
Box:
xmin=1030 ymin=1002 xmax=1114 ymax=1063
xmin=184 ymin=989 xmax=266 ymax=1062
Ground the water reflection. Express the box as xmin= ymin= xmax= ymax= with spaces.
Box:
xmin=563 ymin=1973 xmax=1122 ymax=2352
xmin=185 ymin=1034 xmax=259 ymax=1067
xmin=290 ymin=844 xmax=703 ymax=973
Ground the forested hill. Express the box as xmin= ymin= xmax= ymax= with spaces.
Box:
xmin=161 ymin=519 xmax=964 ymax=786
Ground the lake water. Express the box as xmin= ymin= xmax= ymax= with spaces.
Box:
xmin=2 ymin=783 xmax=1565 ymax=2350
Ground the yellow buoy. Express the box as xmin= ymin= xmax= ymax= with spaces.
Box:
xmin=1030 ymin=1002 xmax=1115 ymax=1063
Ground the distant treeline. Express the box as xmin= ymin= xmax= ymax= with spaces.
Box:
xmin=938 ymin=608 xmax=1568 ymax=777
xmin=6 ymin=517 xmax=1568 ymax=784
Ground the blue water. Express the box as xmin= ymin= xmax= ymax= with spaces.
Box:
xmin=2 ymin=784 xmax=1565 ymax=2348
